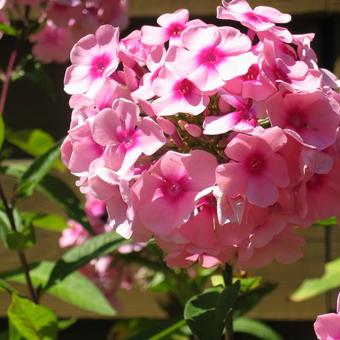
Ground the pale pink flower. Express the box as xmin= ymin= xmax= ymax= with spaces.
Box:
xmin=166 ymin=25 xmax=255 ymax=91
xmin=61 ymin=120 xmax=103 ymax=176
xmin=141 ymin=9 xmax=190 ymax=46
xmin=64 ymin=25 xmax=120 ymax=96
xmin=132 ymin=150 xmax=217 ymax=235
xmin=0 ymin=0 xmax=6 ymax=10
xmin=314 ymin=292 xmax=340 ymax=340
xmin=203 ymin=94 xmax=257 ymax=135
xmin=30 ymin=20 xmax=74 ymax=63
xmin=152 ymin=67 xmax=209 ymax=116
xmin=266 ymin=91 xmax=340 ymax=151
xmin=237 ymin=226 xmax=305 ymax=268
xmin=216 ymin=127 xmax=289 ymax=207
xmin=92 ymin=99 xmax=166 ymax=174
xmin=46 ymin=0 xmax=82 ymax=27
xmin=217 ymin=0 xmax=291 ymax=32
xmin=59 ymin=220 xmax=89 ymax=247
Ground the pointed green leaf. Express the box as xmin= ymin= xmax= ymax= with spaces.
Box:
xmin=5 ymin=129 xmax=64 ymax=171
xmin=184 ymin=282 xmax=240 ymax=340
xmin=8 ymin=294 xmax=58 ymax=340
xmin=45 ymin=232 xmax=126 ymax=290
xmin=291 ymin=258 xmax=340 ymax=301
xmin=1 ymin=261 xmax=116 ymax=316
xmin=234 ymin=317 xmax=283 ymax=340
xmin=21 ymin=212 xmax=68 ymax=232
xmin=0 ymin=23 xmax=17 ymax=36
xmin=16 ymin=142 xmax=61 ymax=198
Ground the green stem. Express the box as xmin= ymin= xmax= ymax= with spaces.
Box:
xmin=223 ymin=264 xmax=234 ymax=340
xmin=0 ymin=182 xmax=38 ymax=304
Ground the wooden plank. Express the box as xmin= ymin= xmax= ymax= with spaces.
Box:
xmin=128 ymin=0 xmax=328 ymax=17
xmin=0 ymin=170 xmax=330 ymax=320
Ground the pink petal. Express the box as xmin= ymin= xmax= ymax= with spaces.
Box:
xmin=157 ymin=9 xmax=189 ymax=27
xmin=141 ymin=26 xmax=168 ymax=45
xmin=181 ymin=25 xmax=220 ymax=52
xmin=137 ymin=117 xmax=166 ymax=154
xmin=203 ymin=113 xmax=238 ymax=135
xmin=254 ymin=6 xmax=291 ymax=23
xmin=246 ymin=176 xmax=278 ymax=207
xmin=216 ymin=163 xmax=248 ymax=198
xmin=92 ymin=108 xmax=120 ymax=145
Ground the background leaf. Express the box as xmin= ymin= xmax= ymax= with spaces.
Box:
xmin=234 ymin=317 xmax=283 ymax=340
xmin=8 ymin=294 xmax=58 ymax=340
xmin=5 ymin=129 xmax=64 ymax=171
xmin=16 ymin=142 xmax=61 ymax=199
xmin=291 ymin=258 xmax=340 ymax=301
xmin=45 ymin=232 xmax=126 ymax=290
xmin=0 ymin=116 xmax=4 ymax=151
xmin=1 ymin=261 xmax=116 ymax=316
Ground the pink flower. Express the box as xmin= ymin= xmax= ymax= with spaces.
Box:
xmin=30 ymin=20 xmax=74 ymax=63
xmin=217 ymin=0 xmax=291 ymax=32
xmin=152 ymin=67 xmax=209 ymax=116
xmin=64 ymin=25 xmax=120 ymax=96
xmin=92 ymin=99 xmax=166 ymax=174
xmin=266 ymin=91 xmax=340 ymax=151
xmin=141 ymin=9 xmax=191 ymax=46
xmin=59 ymin=220 xmax=89 ymax=247
xmin=237 ymin=226 xmax=305 ymax=268
xmin=0 ymin=0 xmax=6 ymax=10
xmin=216 ymin=127 xmax=289 ymax=207
xmin=203 ymin=94 xmax=257 ymax=135
xmin=61 ymin=120 xmax=103 ymax=176
xmin=314 ymin=292 xmax=340 ymax=340
xmin=132 ymin=150 xmax=217 ymax=235
xmin=166 ymin=25 xmax=255 ymax=91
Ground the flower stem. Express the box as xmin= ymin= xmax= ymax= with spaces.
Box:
xmin=223 ymin=264 xmax=234 ymax=340
xmin=0 ymin=50 xmax=17 ymax=115
xmin=0 ymin=182 xmax=38 ymax=304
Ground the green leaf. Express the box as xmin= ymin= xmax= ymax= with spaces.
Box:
xmin=0 ymin=164 xmax=92 ymax=234
xmin=5 ymin=129 xmax=64 ymax=171
xmin=0 ymin=23 xmax=17 ymax=36
xmin=45 ymin=232 xmax=126 ymax=290
xmin=0 ymin=116 xmax=4 ymax=151
xmin=128 ymin=319 xmax=187 ymax=340
xmin=1 ymin=262 xmax=116 ymax=316
xmin=0 ymin=210 xmax=35 ymax=250
xmin=234 ymin=317 xmax=283 ymax=340
xmin=16 ymin=142 xmax=61 ymax=198
xmin=235 ymin=282 xmax=277 ymax=317
xmin=22 ymin=212 xmax=68 ymax=232
xmin=291 ymin=257 xmax=340 ymax=302
xmin=57 ymin=318 xmax=77 ymax=330
xmin=313 ymin=216 xmax=338 ymax=226
xmin=37 ymin=175 xmax=93 ymax=234
xmin=7 ymin=294 xmax=58 ymax=340
xmin=0 ymin=278 xmax=18 ymax=294
xmin=184 ymin=282 xmax=240 ymax=340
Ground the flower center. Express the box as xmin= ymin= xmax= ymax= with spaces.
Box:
xmin=116 ymin=126 xmax=135 ymax=148
xmin=288 ymin=112 xmax=308 ymax=131
xmin=198 ymin=46 xmax=224 ymax=67
xmin=168 ymin=23 xmax=185 ymax=37
xmin=174 ymin=78 xmax=194 ymax=98
xmin=246 ymin=153 xmax=265 ymax=175
xmin=90 ymin=54 xmax=111 ymax=79
xmin=161 ymin=177 xmax=188 ymax=200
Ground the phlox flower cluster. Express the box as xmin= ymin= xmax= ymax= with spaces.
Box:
xmin=62 ymin=0 xmax=340 ymax=269
xmin=59 ymin=194 xmax=139 ymax=308
xmin=314 ymin=292 xmax=340 ymax=340
xmin=0 ymin=0 xmax=128 ymax=63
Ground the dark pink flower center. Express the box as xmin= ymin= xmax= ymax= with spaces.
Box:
xmin=246 ymin=153 xmax=266 ymax=175
xmin=167 ymin=23 xmax=185 ymax=38
xmin=116 ymin=126 xmax=136 ymax=149
xmin=174 ymin=78 xmax=194 ymax=98
xmin=161 ymin=177 xmax=188 ymax=201
xmin=198 ymin=46 xmax=225 ymax=68
xmin=90 ymin=54 xmax=111 ymax=79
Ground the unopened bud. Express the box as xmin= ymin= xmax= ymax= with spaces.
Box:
xmin=185 ymin=123 xmax=202 ymax=137
xmin=156 ymin=117 xmax=176 ymax=135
